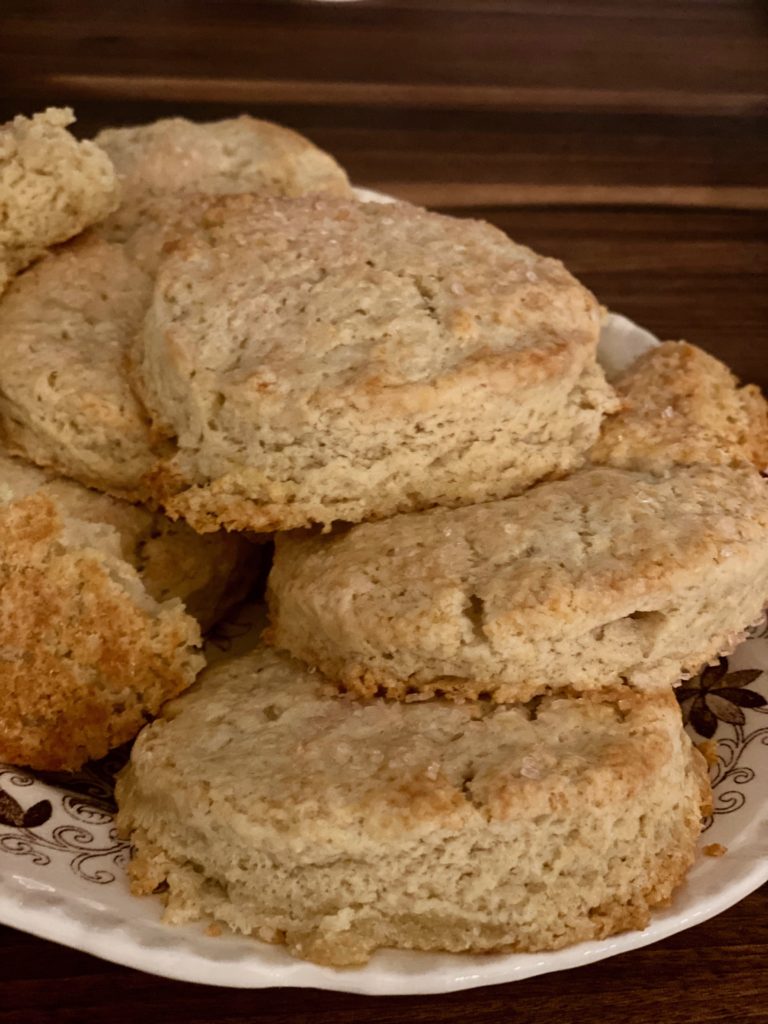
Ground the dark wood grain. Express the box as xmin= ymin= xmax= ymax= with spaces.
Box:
xmin=0 ymin=1 xmax=766 ymax=1020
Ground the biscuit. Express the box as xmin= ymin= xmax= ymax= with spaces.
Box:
xmin=0 ymin=108 xmax=118 ymax=292
xmin=267 ymin=464 xmax=768 ymax=702
xmin=591 ymin=341 xmax=768 ymax=472
xmin=135 ymin=194 xmax=616 ymax=532
xmin=96 ymin=115 xmax=350 ymax=241
xmin=116 ymin=645 xmax=708 ymax=966
xmin=0 ymin=116 xmax=350 ymax=498
xmin=0 ymin=449 xmax=255 ymax=770
xmin=0 ymin=235 xmax=159 ymax=498
xmin=0 ymin=196 xmax=251 ymax=498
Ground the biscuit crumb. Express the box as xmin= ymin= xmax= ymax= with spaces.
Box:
xmin=696 ymin=740 xmax=719 ymax=767
xmin=206 ymin=922 xmax=222 ymax=937
xmin=703 ymin=843 xmax=727 ymax=857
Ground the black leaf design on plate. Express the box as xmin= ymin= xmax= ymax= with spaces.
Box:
xmin=677 ymin=660 xmax=766 ymax=738
xmin=0 ymin=790 xmax=25 ymax=827
xmin=0 ymin=789 xmax=53 ymax=829
xmin=22 ymin=800 xmax=52 ymax=829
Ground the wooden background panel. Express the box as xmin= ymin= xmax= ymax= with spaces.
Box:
xmin=6 ymin=98 xmax=768 ymax=201
xmin=3 ymin=0 xmax=768 ymax=95
xmin=2 ymin=0 xmax=768 ymax=210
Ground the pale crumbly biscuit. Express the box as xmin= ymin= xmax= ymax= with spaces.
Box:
xmin=267 ymin=465 xmax=768 ymax=702
xmin=0 ymin=196 xmax=256 ymax=500
xmin=0 ymin=114 xmax=349 ymax=499
xmin=0 ymin=108 xmax=118 ymax=292
xmin=96 ymin=115 xmax=350 ymax=241
xmin=0 ymin=235 xmax=159 ymax=498
xmin=135 ymin=194 xmax=616 ymax=532
xmin=0 ymin=196 xmax=250 ymax=499
xmin=591 ymin=341 xmax=768 ymax=472
xmin=116 ymin=645 xmax=708 ymax=967
xmin=0 ymin=449 xmax=256 ymax=770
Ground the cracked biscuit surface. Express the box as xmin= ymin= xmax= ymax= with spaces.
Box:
xmin=135 ymin=194 xmax=616 ymax=531
xmin=268 ymin=464 xmax=768 ymax=701
xmin=116 ymin=644 xmax=708 ymax=966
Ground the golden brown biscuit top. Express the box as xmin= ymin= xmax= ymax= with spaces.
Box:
xmin=592 ymin=341 xmax=768 ymax=473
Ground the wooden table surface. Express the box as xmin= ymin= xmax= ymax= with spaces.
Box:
xmin=1 ymin=1 xmax=767 ymax=1021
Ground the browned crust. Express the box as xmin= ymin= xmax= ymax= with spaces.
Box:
xmin=159 ymin=449 xmax=588 ymax=535
xmin=0 ymin=493 xmax=202 ymax=770
xmin=164 ymin=487 xmax=353 ymax=534
xmin=592 ymin=340 xmax=768 ymax=472
xmin=263 ymin=629 xmax=754 ymax=706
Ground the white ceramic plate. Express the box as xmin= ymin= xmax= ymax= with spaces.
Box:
xmin=0 ymin=217 xmax=765 ymax=994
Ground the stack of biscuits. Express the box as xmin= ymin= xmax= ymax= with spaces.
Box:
xmin=2 ymin=107 xmax=767 ymax=967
